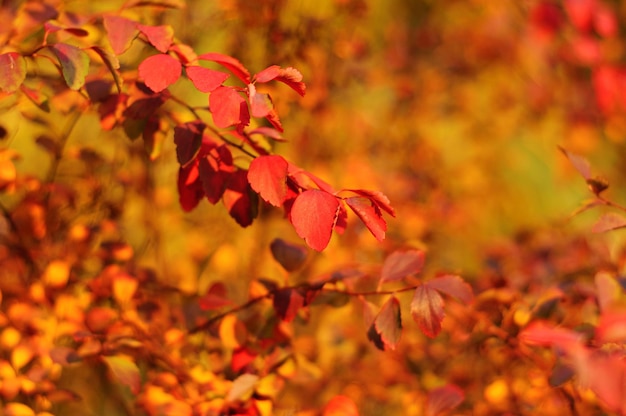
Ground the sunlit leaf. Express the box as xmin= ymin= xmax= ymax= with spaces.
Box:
xmin=85 ymin=307 xmax=119 ymax=333
xmin=138 ymin=24 xmax=174 ymax=53
xmin=3 ymin=403 xmax=35 ymax=416
xmin=186 ymin=65 xmax=229 ymax=92
xmin=558 ymin=146 xmax=591 ymax=180
xmin=42 ymin=259 xmax=70 ymax=288
xmin=323 ymin=395 xmax=359 ymax=416
xmin=112 ymin=273 xmax=137 ymax=306
xmin=346 ymin=197 xmax=387 ymax=241
xmin=345 ymin=189 xmax=395 ymax=216
xmin=247 ymin=155 xmax=288 ymax=207
xmin=367 ymin=296 xmax=402 ymax=351
xmin=209 ymin=86 xmax=249 ymax=128
xmin=595 ymin=310 xmax=626 ymax=344
xmin=199 ymin=52 xmax=251 ymax=84
xmin=426 ymin=274 xmax=473 ymax=304
xmin=50 ymin=43 xmax=90 ymax=90
xmin=595 ymin=271 xmax=621 ymax=312
xmin=380 ymin=249 xmax=425 ymax=284
xmin=103 ymin=15 xmax=138 ymax=55
xmin=518 ymin=321 xmax=583 ymax=351
xmin=289 ymin=189 xmax=340 ymax=251
xmin=103 ymin=355 xmax=141 ymax=394
xmin=426 ymin=384 xmax=465 ymax=416
xmin=226 ymin=373 xmax=259 ymax=402
xmin=231 ymin=346 xmax=257 ymax=373
xmin=0 ymin=53 xmax=26 ymax=93
xmin=254 ymin=65 xmax=306 ymax=96
xmin=411 ymin=285 xmax=444 ymax=338
xmin=138 ymin=54 xmax=181 ymax=93
xmin=269 ymin=238 xmax=308 ymax=272
xmin=592 ymin=212 xmax=626 ymax=233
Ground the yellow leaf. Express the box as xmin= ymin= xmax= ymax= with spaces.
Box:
xmin=43 ymin=260 xmax=70 ymax=288
xmin=4 ymin=402 xmax=35 ymax=416
xmin=219 ymin=314 xmax=246 ymax=349
xmin=113 ymin=273 xmax=138 ymax=306
xmin=0 ymin=327 xmax=21 ymax=350
xmin=11 ymin=344 xmax=33 ymax=371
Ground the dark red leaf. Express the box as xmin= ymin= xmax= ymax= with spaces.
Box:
xmin=592 ymin=212 xmax=626 ymax=233
xmin=411 ymin=285 xmax=444 ymax=338
xmin=177 ymin=161 xmax=204 ymax=212
xmin=367 ymin=296 xmax=402 ymax=351
xmin=273 ymin=288 xmax=305 ymax=322
xmin=381 ymin=249 xmax=425 ymax=284
xmin=290 ymin=189 xmax=340 ymax=251
xmin=123 ymin=89 xmax=169 ymax=119
xmin=223 ymin=169 xmax=258 ymax=227
xmin=255 ymin=65 xmax=306 ymax=97
xmin=199 ymin=283 xmax=233 ymax=311
xmin=209 ymin=86 xmax=250 ymax=129
xmin=270 ymin=238 xmax=308 ymax=272
xmin=103 ymin=16 xmax=138 ymax=55
xmin=138 ymin=24 xmax=173 ymax=53
xmin=186 ymin=66 xmax=229 ymax=92
xmin=51 ymin=43 xmax=90 ymax=90
xmin=345 ymin=197 xmax=387 ymax=241
xmin=0 ymin=53 xmax=26 ymax=93
xmin=426 ymin=384 xmax=465 ymax=416
xmin=174 ymin=121 xmax=205 ymax=166
xmin=247 ymin=155 xmax=288 ymax=207
xmin=198 ymin=52 xmax=251 ymax=84
xmin=426 ymin=274 xmax=473 ymax=304
xmin=138 ymin=54 xmax=182 ymax=93
xmin=198 ymin=151 xmax=231 ymax=204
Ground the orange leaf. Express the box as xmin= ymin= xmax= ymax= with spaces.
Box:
xmin=103 ymin=355 xmax=141 ymax=394
xmin=323 ymin=395 xmax=359 ymax=416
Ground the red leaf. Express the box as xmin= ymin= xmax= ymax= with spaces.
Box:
xmin=223 ymin=169 xmax=258 ymax=227
xmin=426 ymin=274 xmax=473 ymax=304
xmin=367 ymin=296 xmax=402 ymax=351
xmin=103 ymin=355 xmax=140 ymax=394
xmin=248 ymin=127 xmax=284 ymax=141
xmin=426 ymin=384 xmax=465 ymax=416
xmin=231 ymin=347 xmax=257 ymax=373
xmin=103 ymin=16 xmax=138 ymax=55
xmin=177 ymin=161 xmax=204 ymax=212
xmin=345 ymin=189 xmax=395 ymax=216
xmin=287 ymin=162 xmax=335 ymax=193
xmin=595 ymin=310 xmax=626 ymax=344
xmin=564 ymin=0 xmax=595 ymax=32
xmin=138 ymin=54 xmax=182 ymax=93
xmin=209 ymin=86 xmax=250 ymax=129
xmin=255 ymin=65 xmax=306 ymax=97
xmin=346 ymin=197 xmax=387 ymax=241
xmin=558 ymin=146 xmax=591 ymax=180
xmin=170 ymin=43 xmax=198 ymax=65
xmin=290 ymin=189 xmax=340 ymax=251
xmin=594 ymin=4 xmax=618 ymax=38
xmin=411 ymin=285 xmax=444 ymax=338
xmin=0 ymin=53 xmax=26 ymax=93
xmin=138 ymin=24 xmax=174 ymax=53
xmin=380 ymin=249 xmax=425 ymax=284
xmin=186 ymin=66 xmax=229 ymax=92
xmin=592 ymin=212 xmax=626 ymax=233
xmin=198 ymin=52 xmax=251 ymax=84
xmin=199 ymin=283 xmax=233 ymax=310
xmin=269 ymin=238 xmax=308 ymax=272
xmin=198 ymin=144 xmax=234 ymax=204
xmin=247 ymin=155 xmax=288 ymax=207
xmin=51 ymin=43 xmax=90 ymax=90
xmin=323 ymin=395 xmax=359 ymax=416
xmin=174 ymin=121 xmax=205 ymax=167
xmin=518 ymin=321 xmax=583 ymax=351
xmin=273 ymin=288 xmax=305 ymax=322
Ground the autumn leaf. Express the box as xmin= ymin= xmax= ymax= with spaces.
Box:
xmin=411 ymin=285 xmax=444 ymax=338
xmin=0 ymin=53 xmax=26 ymax=93
xmin=103 ymin=15 xmax=138 ymax=55
xmin=247 ymin=155 xmax=288 ymax=207
xmin=254 ymin=65 xmax=306 ymax=96
xmin=558 ymin=146 xmax=591 ymax=180
xmin=592 ymin=212 xmax=626 ymax=233
xmin=89 ymin=46 xmax=122 ymax=92
xmin=426 ymin=274 xmax=473 ymax=304
xmin=222 ymin=169 xmax=258 ymax=227
xmin=226 ymin=373 xmax=259 ymax=402
xmin=346 ymin=197 xmax=387 ymax=241
xmin=269 ymin=238 xmax=308 ymax=272
xmin=209 ymin=86 xmax=250 ymax=128
xmin=186 ymin=65 xmax=229 ymax=92
xmin=138 ymin=24 xmax=174 ymax=53
xmin=199 ymin=283 xmax=234 ymax=310
xmin=199 ymin=52 xmax=251 ymax=84
xmin=273 ymin=288 xmax=305 ymax=322
xmin=178 ymin=161 xmax=204 ymax=212
xmin=198 ymin=149 xmax=232 ymax=204
xmin=51 ymin=43 xmax=90 ymax=90
xmin=138 ymin=54 xmax=182 ymax=93
xmin=290 ymin=189 xmax=341 ymax=251
xmin=323 ymin=395 xmax=359 ymax=416
xmin=103 ymin=355 xmax=141 ymax=394
xmin=595 ymin=271 xmax=622 ymax=312
xmin=518 ymin=321 xmax=583 ymax=350
xmin=426 ymin=384 xmax=465 ymax=416
xmin=174 ymin=121 xmax=205 ymax=167
xmin=346 ymin=189 xmax=395 ymax=216
xmin=595 ymin=310 xmax=626 ymax=344
xmin=367 ymin=296 xmax=402 ymax=351
xmin=380 ymin=249 xmax=425 ymax=284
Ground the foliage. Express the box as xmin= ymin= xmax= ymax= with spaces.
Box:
xmin=1 ymin=0 xmax=626 ymax=415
